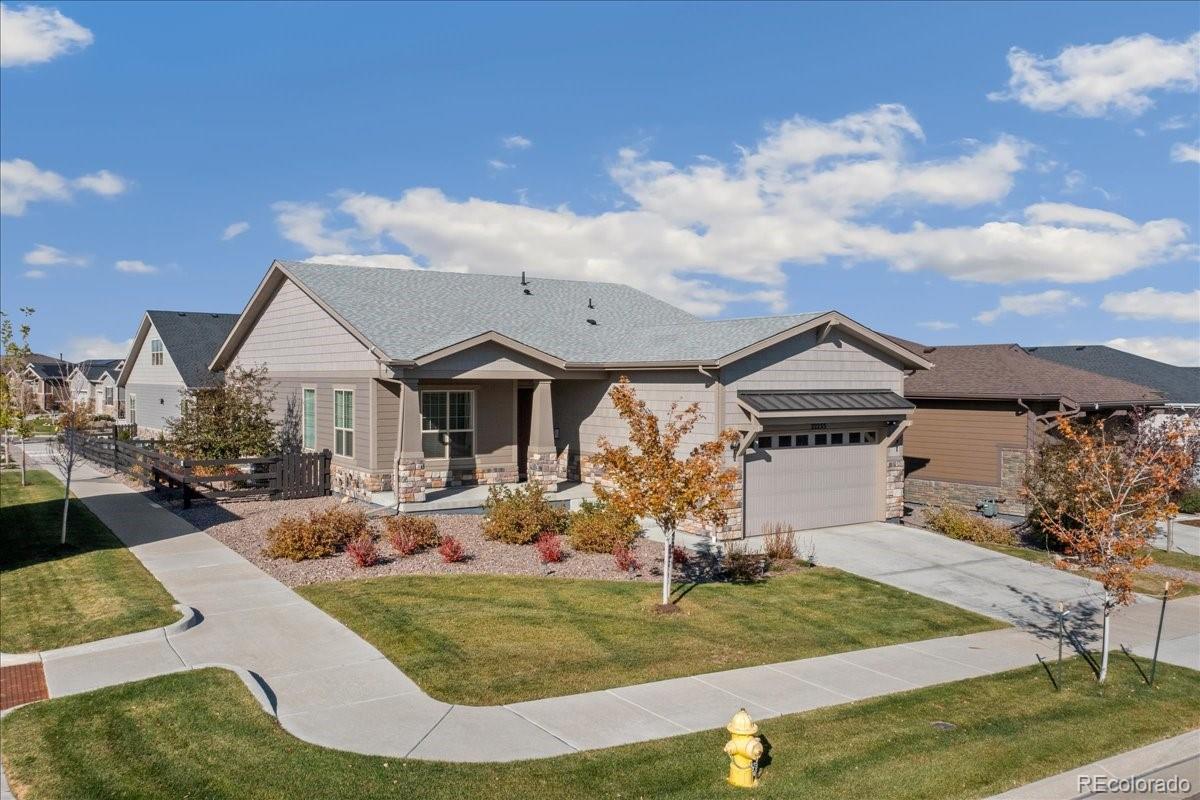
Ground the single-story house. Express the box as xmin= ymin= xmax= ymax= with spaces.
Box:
xmin=4 ymin=353 xmax=69 ymax=412
xmin=67 ymin=359 xmax=125 ymax=416
xmin=116 ymin=310 xmax=239 ymax=435
xmin=900 ymin=342 xmax=1164 ymax=516
xmin=1025 ymin=345 xmax=1199 ymax=409
xmin=210 ymin=260 xmax=933 ymax=541
xmin=19 ymin=358 xmax=74 ymax=412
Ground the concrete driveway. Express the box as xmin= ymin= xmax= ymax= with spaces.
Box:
xmin=803 ymin=522 xmax=1114 ymax=632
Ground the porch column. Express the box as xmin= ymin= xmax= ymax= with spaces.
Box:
xmin=393 ymin=378 xmax=426 ymax=504
xmin=527 ymin=380 xmax=560 ymax=489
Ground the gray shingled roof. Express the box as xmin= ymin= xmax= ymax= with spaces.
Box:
xmin=1026 ymin=345 xmax=1199 ymax=405
xmin=26 ymin=361 xmax=72 ymax=380
xmin=77 ymin=359 xmax=124 ymax=382
xmin=146 ymin=310 xmax=239 ymax=387
xmin=280 ymin=261 xmax=824 ymax=363
xmin=739 ymin=389 xmax=914 ymax=413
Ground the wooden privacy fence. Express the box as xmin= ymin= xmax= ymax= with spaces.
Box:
xmin=69 ymin=428 xmax=331 ymax=507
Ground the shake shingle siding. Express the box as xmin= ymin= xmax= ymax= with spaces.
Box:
xmin=724 ymin=331 xmax=906 ymax=422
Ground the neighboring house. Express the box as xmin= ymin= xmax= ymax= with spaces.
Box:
xmin=67 ymin=359 xmax=125 ymax=415
xmin=20 ymin=358 xmax=75 ymax=411
xmin=3 ymin=353 xmax=66 ymax=412
xmin=900 ymin=342 xmax=1164 ymax=515
xmin=116 ymin=310 xmax=239 ymax=435
xmin=210 ymin=261 xmax=932 ymax=541
xmin=1025 ymin=345 xmax=1199 ymax=409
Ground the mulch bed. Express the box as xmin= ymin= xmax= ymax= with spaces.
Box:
xmin=0 ymin=663 xmax=48 ymax=711
xmin=173 ymin=496 xmax=669 ymax=588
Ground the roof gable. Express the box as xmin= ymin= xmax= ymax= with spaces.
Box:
xmin=119 ymin=311 xmax=237 ymax=387
xmin=1026 ymin=345 xmax=1199 ymax=405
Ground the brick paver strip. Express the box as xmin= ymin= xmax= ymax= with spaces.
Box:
xmin=0 ymin=663 xmax=49 ymax=710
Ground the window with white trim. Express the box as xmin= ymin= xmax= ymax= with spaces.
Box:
xmin=104 ymin=386 xmax=114 ymax=405
xmin=333 ymin=390 xmax=354 ymax=457
xmin=150 ymin=339 xmax=164 ymax=366
xmin=303 ymin=388 xmax=316 ymax=451
xmin=421 ymin=390 xmax=474 ymax=459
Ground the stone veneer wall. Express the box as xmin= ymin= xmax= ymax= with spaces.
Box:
xmin=331 ymin=464 xmax=392 ymax=501
xmin=332 ymin=459 xmax=522 ymax=502
xmin=885 ymin=442 xmax=904 ymax=521
xmin=904 ymin=447 xmax=1028 ymax=516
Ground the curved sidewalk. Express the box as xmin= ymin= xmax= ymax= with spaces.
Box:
xmin=23 ymin=457 xmax=1200 ymax=762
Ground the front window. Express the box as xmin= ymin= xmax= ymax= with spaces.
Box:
xmin=303 ymin=388 xmax=316 ymax=450
xmin=333 ymin=390 xmax=353 ymax=457
xmin=421 ymin=390 xmax=474 ymax=459
xmin=150 ymin=339 xmax=163 ymax=366
xmin=104 ymin=387 xmax=114 ymax=405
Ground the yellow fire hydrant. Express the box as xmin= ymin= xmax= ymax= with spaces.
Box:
xmin=724 ymin=708 xmax=764 ymax=788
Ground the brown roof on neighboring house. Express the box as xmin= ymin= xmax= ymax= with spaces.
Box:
xmin=902 ymin=342 xmax=1164 ymax=406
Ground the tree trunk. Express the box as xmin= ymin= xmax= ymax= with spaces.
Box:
xmin=61 ymin=469 xmax=71 ymax=545
xmin=20 ymin=438 xmax=27 ymax=486
xmin=1098 ymin=600 xmax=1111 ymax=683
xmin=661 ymin=528 xmax=675 ymax=605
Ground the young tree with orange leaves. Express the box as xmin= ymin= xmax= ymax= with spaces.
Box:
xmin=1025 ymin=414 xmax=1193 ymax=682
xmin=592 ymin=376 xmax=741 ymax=607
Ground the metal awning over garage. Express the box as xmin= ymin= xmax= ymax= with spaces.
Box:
xmin=738 ymin=389 xmax=914 ymax=415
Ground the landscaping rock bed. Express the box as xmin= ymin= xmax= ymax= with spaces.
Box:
xmin=174 ymin=497 xmax=666 ymax=587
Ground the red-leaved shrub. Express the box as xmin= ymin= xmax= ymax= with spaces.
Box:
xmin=613 ymin=543 xmax=640 ymax=574
xmin=672 ymin=545 xmax=690 ymax=569
xmin=438 ymin=535 xmax=466 ymax=563
xmin=345 ymin=534 xmax=379 ymax=569
xmin=536 ymin=533 xmax=564 ymax=564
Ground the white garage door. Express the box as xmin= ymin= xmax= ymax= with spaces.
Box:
xmin=744 ymin=429 xmax=881 ymax=534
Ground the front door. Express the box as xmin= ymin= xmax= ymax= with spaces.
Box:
xmin=516 ymin=387 xmax=533 ymax=479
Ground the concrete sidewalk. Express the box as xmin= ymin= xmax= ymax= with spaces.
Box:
xmin=986 ymin=729 xmax=1200 ymax=799
xmin=18 ymin=455 xmax=1200 ymax=765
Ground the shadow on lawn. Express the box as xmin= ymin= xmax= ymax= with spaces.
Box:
xmin=0 ymin=494 xmax=128 ymax=571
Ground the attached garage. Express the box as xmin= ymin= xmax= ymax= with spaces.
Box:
xmin=736 ymin=390 xmax=915 ymax=535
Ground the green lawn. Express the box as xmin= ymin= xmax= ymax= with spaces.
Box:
xmin=298 ymin=570 xmax=1002 ymax=705
xmin=4 ymin=655 xmax=1197 ymax=800
xmin=0 ymin=469 xmax=177 ymax=652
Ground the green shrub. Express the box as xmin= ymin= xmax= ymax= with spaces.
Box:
xmin=482 ymin=484 xmax=567 ymax=545
xmin=1178 ymin=488 xmax=1200 ymax=515
xmin=925 ymin=506 xmax=1016 ymax=546
xmin=384 ymin=514 xmax=440 ymax=555
xmin=567 ymin=500 xmax=639 ymax=553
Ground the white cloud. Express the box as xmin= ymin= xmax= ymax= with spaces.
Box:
xmin=23 ymin=269 xmax=46 ymax=279
xmin=502 ymin=135 xmax=532 ymax=150
xmin=1170 ymin=141 xmax=1200 ymax=164
xmin=73 ymin=170 xmax=126 ymax=196
xmin=487 ymin=159 xmax=513 ymax=172
xmin=1160 ymin=115 xmax=1192 ymax=131
xmin=975 ymin=289 xmax=1085 ymax=324
xmin=989 ymin=32 xmax=1200 ymax=117
xmin=23 ymin=243 xmax=86 ymax=266
xmin=304 ymin=253 xmax=425 ymax=270
xmin=1105 ymin=336 xmax=1200 ymax=367
xmin=0 ymin=3 xmax=93 ymax=67
xmin=221 ymin=221 xmax=250 ymax=241
xmin=1 ymin=158 xmax=128 ymax=215
xmin=1101 ymin=288 xmax=1200 ymax=323
xmin=272 ymin=104 xmax=1193 ymax=315
xmin=63 ymin=335 xmax=133 ymax=361
xmin=272 ymin=201 xmax=354 ymax=253
xmin=917 ymin=320 xmax=958 ymax=330
xmin=114 ymin=259 xmax=157 ymax=274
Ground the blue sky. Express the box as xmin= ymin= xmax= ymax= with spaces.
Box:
xmin=2 ymin=1 xmax=1198 ymax=364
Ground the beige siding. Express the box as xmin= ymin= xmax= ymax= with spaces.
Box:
xmin=559 ymin=371 xmax=715 ymax=456
xmin=271 ymin=375 xmax=374 ymax=471
xmin=415 ymin=342 xmax=563 ymax=380
xmin=375 ymin=380 xmax=401 ymax=471
xmin=904 ymin=400 xmax=1029 ymax=484
xmin=723 ymin=330 xmax=906 ymax=423
xmin=232 ymin=279 xmax=378 ymax=373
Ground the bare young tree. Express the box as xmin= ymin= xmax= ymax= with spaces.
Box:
xmin=48 ymin=400 xmax=92 ymax=545
xmin=2 ymin=307 xmax=36 ymax=486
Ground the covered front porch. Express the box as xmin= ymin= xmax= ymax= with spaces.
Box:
xmin=377 ymin=374 xmax=605 ymax=508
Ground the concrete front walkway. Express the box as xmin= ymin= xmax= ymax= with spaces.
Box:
xmin=17 ymin=455 xmax=1200 ymax=764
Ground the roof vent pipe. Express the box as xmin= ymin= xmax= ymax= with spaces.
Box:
xmin=588 ymin=297 xmax=594 ymax=309
xmin=520 ymin=271 xmax=528 ymax=286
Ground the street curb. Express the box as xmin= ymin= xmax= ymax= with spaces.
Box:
xmin=2 ymin=605 xmax=199 ymax=666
